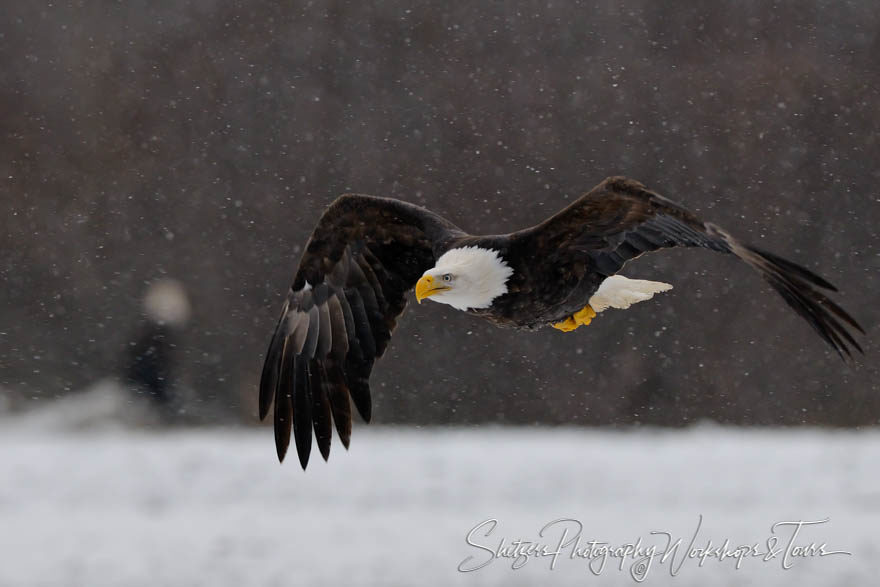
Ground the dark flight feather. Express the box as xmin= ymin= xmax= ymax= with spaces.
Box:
xmin=345 ymin=287 xmax=376 ymax=360
xmin=258 ymin=301 xmax=288 ymax=421
xmin=309 ymin=358 xmax=333 ymax=461
xmin=324 ymin=358 xmax=352 ymax=448
xmin=273 ymin=338 xmax=294 ymax=462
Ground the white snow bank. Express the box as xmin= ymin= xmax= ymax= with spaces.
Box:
xmin=0 ymin=416 xmax=877 ymax=586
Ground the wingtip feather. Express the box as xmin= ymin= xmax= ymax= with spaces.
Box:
xmin=739 ymin=245 xmax=863 ymax=360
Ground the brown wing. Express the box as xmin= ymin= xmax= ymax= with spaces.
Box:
xmin=260 ymin=194 xmax=465 ymax=468
xmin=530 ymin=176 xmax=864 ymax=357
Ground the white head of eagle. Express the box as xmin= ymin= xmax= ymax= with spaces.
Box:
xmin=415 ymin=246 xmax=514 ymax=310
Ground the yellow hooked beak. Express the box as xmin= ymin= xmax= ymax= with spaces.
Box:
xmin=415 ymin=274 xmax=450 ymax=303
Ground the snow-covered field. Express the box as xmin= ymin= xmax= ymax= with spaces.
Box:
xmin=1 ymin=396 xmax=878 ymax=586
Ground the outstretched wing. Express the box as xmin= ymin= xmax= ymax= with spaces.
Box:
xmin=532 ymin=176 xmax=864 ymax=357
xmin=260 ymin=194 xmax=465 ymax=468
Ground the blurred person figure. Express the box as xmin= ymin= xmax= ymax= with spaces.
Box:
xmin=123 ymin=278 xmax=190 ymax=423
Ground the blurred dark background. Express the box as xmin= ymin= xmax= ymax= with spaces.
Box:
xmin=1 ymin=0 xmax=877 ymax=427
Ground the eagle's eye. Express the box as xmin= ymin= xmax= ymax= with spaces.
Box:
xmin=442 ymin=273 xmax=452 ymax=282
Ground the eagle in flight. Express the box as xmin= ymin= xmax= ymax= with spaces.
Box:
xmin=259 ymin=177 xmax=863 ymax=468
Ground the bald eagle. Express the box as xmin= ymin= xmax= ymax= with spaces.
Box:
xmin=260 ymin=177 xmax=863 ymax=468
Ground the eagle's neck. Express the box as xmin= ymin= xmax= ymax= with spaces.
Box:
xmin=433 ymin=246 xmax=513 ymax=310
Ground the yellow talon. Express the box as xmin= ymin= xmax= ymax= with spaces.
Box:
xmin=574 ymin=305 xmax=596 ymax=325
xmin=552 ymin=305 xmax=597 ymax=332
xmin=552 ymin=316 xmax=578 ymax=332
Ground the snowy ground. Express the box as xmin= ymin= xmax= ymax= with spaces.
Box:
xmin=1 ymin=395 xmax=878 ymax=586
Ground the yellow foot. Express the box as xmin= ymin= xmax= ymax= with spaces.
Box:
xmin=551 ymin=304 xmax=597 ymax=332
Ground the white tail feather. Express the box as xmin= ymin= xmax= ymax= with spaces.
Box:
xmin=589 ymin=275 xmax=673 ymax=312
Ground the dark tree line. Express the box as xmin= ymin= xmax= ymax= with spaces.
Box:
xmin=1 ymin=0 xmax=877 ymax=426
